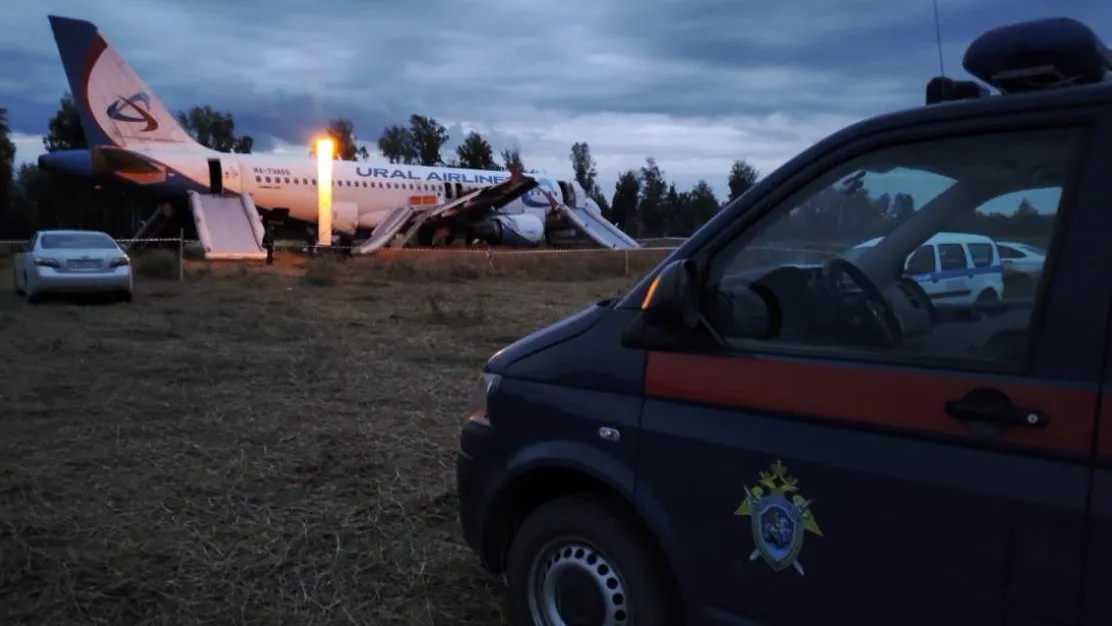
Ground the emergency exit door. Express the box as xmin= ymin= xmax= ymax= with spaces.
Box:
xmin=206 ymin=157 xmax=241 ymax=195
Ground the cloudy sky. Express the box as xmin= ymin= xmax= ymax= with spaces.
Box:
xmin=1 ymin=0 xmax=1106 ymax=197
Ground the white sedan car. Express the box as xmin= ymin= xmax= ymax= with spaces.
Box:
xmin=996 ymin=240 xmax=1047 ymax=279
xmin=12 ymin=230 xmax=133 ymax=303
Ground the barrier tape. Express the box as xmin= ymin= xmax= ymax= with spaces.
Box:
xmin=0 ymin=238 xmax=844 ymax=257
xmin=271 ymin=244 xmax=683 ymax=255
xmin=0 ymin=238 xmax=184 ymax=244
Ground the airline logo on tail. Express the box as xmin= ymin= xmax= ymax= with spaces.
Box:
xmin=105 ymin=92 xmax=160 ymax=132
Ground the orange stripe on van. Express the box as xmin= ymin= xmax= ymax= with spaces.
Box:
xmin=645 ymin=352 xmax=1095 ymax=456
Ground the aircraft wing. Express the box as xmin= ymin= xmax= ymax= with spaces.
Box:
xmin=353 ymin=172 xmax=541 ymax=253
xmin=423 ymin=170 xmax=539 ymax=222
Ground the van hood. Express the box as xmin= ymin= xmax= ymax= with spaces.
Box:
xmin=484 ymin=301 xmax=609 ymax=373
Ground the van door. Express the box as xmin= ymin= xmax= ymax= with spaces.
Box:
xmin=966 ymin=240 xmax=1004 ymax=301
xmin=934 ymin=241 xmax=974 ymax=304
xmin=635 ymin=119 xmax=1107 ymax=626
xmin=1084 ymin=324 xmax=1112 ymax=624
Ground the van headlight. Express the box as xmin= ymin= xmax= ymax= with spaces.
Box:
xmin=464 ymin=372 xmax=501 ymax=427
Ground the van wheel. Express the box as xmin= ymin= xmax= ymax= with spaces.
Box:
xmin=12 ymin=268 xmax=22 ymax=295
xmin=505 ymin=494 xmax=679 ymax=626
xmin=976 ymin=289 xmax=998 ymax=303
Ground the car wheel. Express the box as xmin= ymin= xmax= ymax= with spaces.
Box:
xmin=12 ymin=267 xmax=22 ymax=295
xmin=119 ymin=291 xmax=133 ymax=303
xmin=976 ymin=289 xmax=998 ymax=303
xmin=505 ymin=494 xmax=680 ymax=626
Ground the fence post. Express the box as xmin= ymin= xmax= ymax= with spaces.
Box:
xmin=624 ymin=249 xmax=630 ymax=276
xmin=178 ymin=229 xmax=184 ymax=282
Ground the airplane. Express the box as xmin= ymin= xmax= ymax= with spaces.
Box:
xmin=36 ymin=15 xmax=640 ymax=257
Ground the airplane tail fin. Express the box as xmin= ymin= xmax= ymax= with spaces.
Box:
xmin=48 ymin=15 xmax=204 ymax=150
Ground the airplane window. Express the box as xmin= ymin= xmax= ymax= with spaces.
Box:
xmin=312 ymin=179 xmax=317 ymax=185
xmin=362 ymin=181 xmax=367 ymax=187
xmin=265 ymin=177 xmax=271 ymax=183
xmin=255 ymin=176 xmax=261 ymax=182
xmin=284 ymin=177 xmax=290 ymax=184
xmin=303 ymin=178 xmax=308 ymax=185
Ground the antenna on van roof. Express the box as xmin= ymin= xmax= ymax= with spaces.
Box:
xmin=924 ymin=0 xmax=989 ymax=105
xmin=932 ymin=0 xmax=945 ymax=76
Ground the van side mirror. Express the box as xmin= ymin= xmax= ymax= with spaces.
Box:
xmin=640 ymin=259 xmax=701 ymax=330
xmin=621 ymin=259 xmax=710 ymax=351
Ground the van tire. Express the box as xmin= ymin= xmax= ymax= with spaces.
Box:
xmin=976 ymin=289 xmax=998 ymax=303
xmin=505 ymin=493 xmax=680 ymax=626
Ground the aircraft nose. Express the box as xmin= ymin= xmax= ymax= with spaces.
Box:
xmin=38 ymin=149 xmax=93 ymax=176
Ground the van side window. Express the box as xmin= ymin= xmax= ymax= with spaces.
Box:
xmin=998 ymin=245 xmax=1023 ymax=259
xmin=702 ymin=126 xmax=1084 ymax=372
xmin=905 ymin=246 xmax=935 ymax=275
xmin=938 ymin=243 xmax=968 ymax=271
xmin=967 ymin=243 xmax=995 ymax=267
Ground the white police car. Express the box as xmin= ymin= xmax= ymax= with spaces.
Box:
xmin=854 ymin=232 xmax=1005 ymax=304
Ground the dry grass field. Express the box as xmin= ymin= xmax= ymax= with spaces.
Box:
xmin=0 ymin=248 xmax=668 ymax=626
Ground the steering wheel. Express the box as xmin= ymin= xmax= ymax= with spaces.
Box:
xmin=821 ymin=258 xmax=903 ymax=347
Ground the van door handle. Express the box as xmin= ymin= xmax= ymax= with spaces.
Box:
xmin=945 ymin=388 xmax=1049 ymax=433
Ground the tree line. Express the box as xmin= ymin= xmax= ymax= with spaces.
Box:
xmin=0 ymin=95 xmax=1052 ymax=245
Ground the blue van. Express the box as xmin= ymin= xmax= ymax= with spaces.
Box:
xmin=457 ymin=18 xmax=1112 ymax=626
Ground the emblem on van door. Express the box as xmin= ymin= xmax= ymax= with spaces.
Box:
xmin=734 ymin=460 xmax=823 ymax=576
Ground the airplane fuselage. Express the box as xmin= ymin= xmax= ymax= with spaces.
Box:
xmin=46 ymin=144 xmax=588 ymax=245
xmin=40 ymin=14 xmax=632 ymax=249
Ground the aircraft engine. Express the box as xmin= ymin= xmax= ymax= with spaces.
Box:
xmin=472 ymin=212 xmax=545 ymax=246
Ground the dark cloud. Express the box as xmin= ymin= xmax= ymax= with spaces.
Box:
xmin=2 ymin=0 xmax=1109 ymax=193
